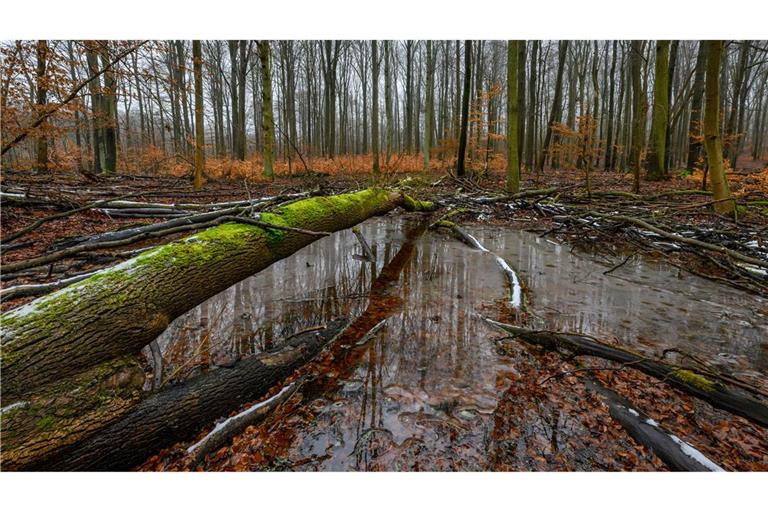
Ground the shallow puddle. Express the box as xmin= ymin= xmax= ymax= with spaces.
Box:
xmin=147 ymin=218 xmax=767 ymax=470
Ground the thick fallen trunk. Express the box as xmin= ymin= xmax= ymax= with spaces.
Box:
xmin=484 ymin=318 xmax=768 ymax=428
xmin=0 ymin=357 xmax=145 ymax=471
xmin=587 ymin=380 xmax=724 ymax=471
xmin=12 ymin=320 xmax=348 ymax=471
xmin=1 ymin=189 xmax=428 ymax=398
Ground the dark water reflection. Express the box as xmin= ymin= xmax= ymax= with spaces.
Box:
xmin=466 ymin=226 xmax=768 ymax=375
xmin=146 ymin=219 xmax=767 ymax=470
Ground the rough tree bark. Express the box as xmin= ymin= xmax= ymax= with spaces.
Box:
xmin=647 ymin=40 xmax=670 ymax=180
xmin=686 ymin=42 xmax=707 ymax=172
xmin=1 ymin=189 xmax=432 ymax=398
xmin=192 ymin=40 xmax=205 ymax=190
xmin=456 ymin=40 xmax=472 ymax=177
xmin=506 ymin=40 xmax=520 ymax=193
xmin=702 ymin=41 xmax=734 ymax=215
xmin=537 ymin=40 xmax=569 ymax=174
xmin=258 ymin=41 xmax=275 ymax=179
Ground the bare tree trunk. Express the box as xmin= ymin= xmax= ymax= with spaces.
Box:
xmin=647 ymin=40 xmax=670 ymax=180
xmin=702 ymin=41 xmax=734 ymax=215
xmin=506 ymin=41 xmax=520 ymax=192
xmin=423 ymin=40 xmax=435 ymax=172
xmin=456 ymin=40 xmax=472 ymax=177
xmin=524 ymin=40 xmax=538 ymax=170
xmin=35 ymin=40 xmax=48 ymax=171
xmin=258 ymin=41 xmax=275 ymax=179
xmin=630 ymin=40 xmax=644 ymax=194
xmin=536 ymin=40 xmax=569 ymax=174
xmin=372 ymin=40 xmax=380 ymax=176
xmin=192 ymin=40 xmax=205 ymax=190
xmin=686 ymin=41 xmax=707 ymax=172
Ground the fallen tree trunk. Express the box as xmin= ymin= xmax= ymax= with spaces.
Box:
xmin=1 ymin=188 xmax=430 ymax=398
xmin=586 ymin=379 xmax=724 ymax=471
xmin=16 ymin=320 xmax=347 ymax=471
xmin=18 ymin=216 xmax=430 ymax=471
xmin=484 ymin=318 xmax=768 ymax=428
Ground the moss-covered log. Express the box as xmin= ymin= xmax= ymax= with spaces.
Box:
xmin=16 ymin=320 xmax=348 ymax=471
xmin=0 ymin=357 xmax=145 ymax=471
xmin=1 ymin=189 xmax=430 ymax=399
xmin=484 ymin=318 xmax=768 ymax=428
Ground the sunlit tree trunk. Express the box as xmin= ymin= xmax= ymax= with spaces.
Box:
xmin=703 ymin=40 xmax=734 ymax=215
xmin=456 ymin=40 xmax=472 ymax=177
xmin=647 ymin=40 xmax=670 ymax=180
xmin=192 ymin=40 xmax=205 ymax=190
xmin=506 ymin=40 xmax=520 ymax=193
xmin=258 ymin=41 xmax=275 ymax=179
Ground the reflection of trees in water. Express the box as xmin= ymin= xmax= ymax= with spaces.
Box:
xmin=151 ymin=220 xmax=404 ymax=384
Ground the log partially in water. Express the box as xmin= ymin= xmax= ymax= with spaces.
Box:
xmin=483 ymin=318 xmax=768 ymax=428
xmin=1 ymin=189 xmax=429 ymax=398
xmin=18 ymin=320 xmax=348 ymax=471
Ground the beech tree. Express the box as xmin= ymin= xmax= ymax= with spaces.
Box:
xmin=647 ymin=40 xmax=670 ymax=180
xmin=192 ymin=40 xmax=204 ymax=190
xmin=506 ymin=40 xmax=520 ymax=192
xmin=702 ymin=40 xmax=734 ymax=215
xmin=258 ymin=41 xmax=274 ymax=179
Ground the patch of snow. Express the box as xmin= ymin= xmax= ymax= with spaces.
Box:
xmin=0 ymin=401 xmax=29 ymax=415
xmin=462 ymin=232 xmax=489 ymax=253
xmin=735 ymin=263 xmax=768 ymax=277
xmin=627 ymin=408 xmax=640 ymax=417
xmin=669 ymin=435 xmax=725 ymax=472
xmin=495 ymin=256 xmax=523 ymax=308
xmin=643 ymin=417 xmax=659 ymax=427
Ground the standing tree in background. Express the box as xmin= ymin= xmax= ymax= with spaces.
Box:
xmin=35 ymin=40 xmax=48 ymax=172
xmin=506 ymin=40 xmax=520 ymax=193
xmin=537 ymin=40 xmax=569 ymax=174
xmin=192 ymin=40 xmax=205 ymax=190
xmin=99 ymin=43 xmax=117 ymax=174
xmin=629 ymin=40 xmax=644 ymax=194
xmin=371 ymin=40 xmax=380 ymax=176
xmin=456 ymin=40 xmax=472 ymax=177
xmin=647 ymin=40 xmax=670 ymax=180
xmin=384 ymin=40 xmax=393 ymax=164
xmin=258 ymin=41 xmax=275 ymax=179
xmin=686 ymin=41 xmax=707 ymax=172
xmin=423 ymin=40 xmax=435 ymax=172
xmin=703 ymin=40 xmax=734 ymax=215
xmin=85 ymin=41 xmax=105 ymax=173
xmin=524 ymin=40 xmax=538 ymax=170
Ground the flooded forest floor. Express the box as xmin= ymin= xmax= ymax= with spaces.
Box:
xmin=2 ymin=165 xmax=767 ymax=471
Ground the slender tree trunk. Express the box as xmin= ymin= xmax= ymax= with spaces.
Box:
xmin=85 ymin=41 xmax=105 ymax=173
xmin=384 ymin=41 xmax=393 ymax=164
xmin=536 ymin=40 xmax=569 ymax=174
xmin=456 ymin=40 xmax=472 ymax=177
xmin=423 ymin=40 xmax=435 ymax=172
xmin=372 ymin=40 xmax=380 ymax=176
xmin=524 ymin=40 xmax=538 ymax=169
xmin=605 ymin=40 xmax=618 ymax=170
xmin=506 ymin=41 xmax=520 ymax=193
xmin=258 ymin=41 xmax=275 ymax=179
xmin=630 ymin=40 xmax=644 ymax=193
xmin=686 ymin=42 xmax=707 ymax=172
xmin=664 ymin=40 xmax=679 ymax=172
xmin=35 ymin=40 xmax=48 ymax=171
xmin=703 ymin=41 xmax=734 ymax=215
xmin=192 ymin=40 xmax=205 ymax=190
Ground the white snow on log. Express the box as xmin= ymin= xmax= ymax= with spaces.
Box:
xmin=669 ymin=435 xmax=725 ymax=472
xmin=643 ymin=417 xmax=660 ymax=427
xmin=495 ymin=255 xmax=523 ymax=308
xmin=458 ymin=232 xmax=523 ymax=308
xmin=627 ymin=408 xmax=640 ymax=417
xmin=0 ymin=401 xmax=29 ymax=415
xmin=186 ymin=382 xmax=296 ymax=455
xmin=735 ymin=263 xmax=768 ymax=276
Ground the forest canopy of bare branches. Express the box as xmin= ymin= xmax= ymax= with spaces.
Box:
xmin=3 ymin=40 xmax=766 ymax=183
